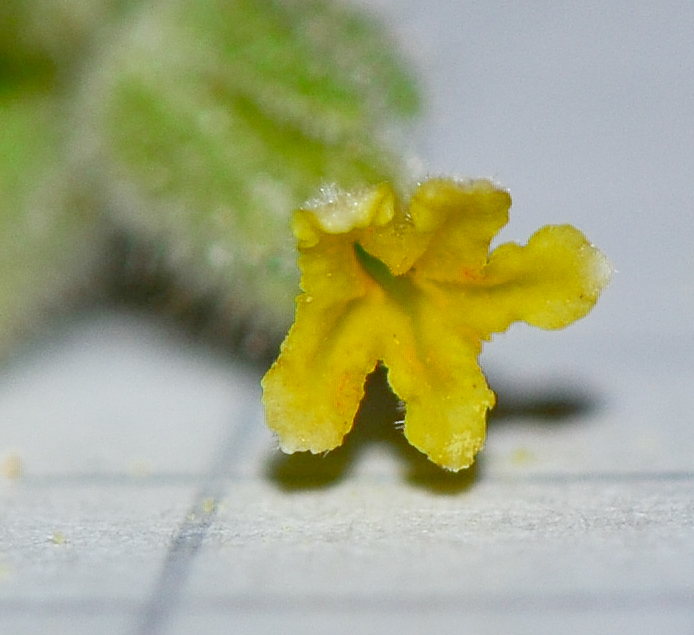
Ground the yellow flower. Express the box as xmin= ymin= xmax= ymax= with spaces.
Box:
xmin=262 ymin=178 xmax=611 ymax=471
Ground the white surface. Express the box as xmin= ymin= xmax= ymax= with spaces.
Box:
xmin=2 ymin=1 xmax=694 ymax=633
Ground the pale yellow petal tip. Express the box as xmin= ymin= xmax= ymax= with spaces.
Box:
xmin=411 ymin=431 xmax=485 ymax=473
xmin=409 ymin=177 xmax=511 ymax=232
xmin=292 ymin=183 xmax=395 ymax=247
xmin=575 ymin=238 xmax=613 ymax=310
xmin=277 ymin=439 xmax=330 ymax=456
xmin=276 ymin=436 xmax=307 ymax=455
xmin=270 ymin=416 xmax=349 ymax=455
xmin=590 ymin=244 xmax=614 ymax=294
xmin=263 ymin=177 xmax=610 ymax=472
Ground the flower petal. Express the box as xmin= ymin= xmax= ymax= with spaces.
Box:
xmin=262 ymin=289 xmax=387 ymax=454
xmin=382 ymin=300 xmax=495 ymax=470
xmin=438 ymin=224 xmax=612 ymax=336
xmin=410 ymin=178 xmax=511 ymax=281
xmin=262 ymin=219 xmax=385 ymax=453
xmin=292 ymin=183 xmax=395 ymax=247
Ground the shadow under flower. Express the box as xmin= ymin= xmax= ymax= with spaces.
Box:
xmin=489 ymin=374 xmax=599 ymax=424
xmin=266 ymin=365 xmax=603 ymax=493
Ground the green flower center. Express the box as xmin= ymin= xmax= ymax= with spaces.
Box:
xmin=353 ymin=241 xmax=416 ymax=306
